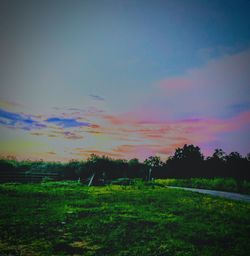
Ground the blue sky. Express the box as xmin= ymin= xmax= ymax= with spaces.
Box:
xmin=0 ymin=0 xmax=250 ymax=161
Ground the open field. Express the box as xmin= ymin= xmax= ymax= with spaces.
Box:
xmin=155 ymin=178 xmax=250 ymax=195
xmin=0 ymin=181 xmax=250 ymax=256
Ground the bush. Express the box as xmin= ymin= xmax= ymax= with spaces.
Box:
xmin=42 ymin=176 xmax=54 ymax=183
xmin=110 ymin=178 xmax=132 ymax=185
xmin=155 ymin=178 xmax=250 ymax=194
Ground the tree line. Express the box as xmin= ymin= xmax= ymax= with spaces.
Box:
xmin=0 ymin=144 xmax=250 ymax=183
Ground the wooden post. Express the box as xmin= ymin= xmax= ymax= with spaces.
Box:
xmin=88 ymin=173 xmax=95 ymax=186
xmin=148 ymin=168 xmax=152 ymax=181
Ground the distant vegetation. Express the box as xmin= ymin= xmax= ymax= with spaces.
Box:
xmin=156 ymin=178 xmax=250 ymax=194
xmin=0 ymin=145 xmax=250 ymax=183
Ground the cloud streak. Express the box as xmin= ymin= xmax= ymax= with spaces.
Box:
xmin=89 ymin=94 xmax=105 ymax=101
xmin=0 ymin=109 xmax=46 ymax=130
xmin=46 ymin=117 xmax=90 ymax=128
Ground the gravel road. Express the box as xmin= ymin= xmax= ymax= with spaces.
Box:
xmin=166 ymin=186 xmax=250 ymax=203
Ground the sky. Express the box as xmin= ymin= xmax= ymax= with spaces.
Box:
xmin=0 ymin=0 xmax=250 ymax=161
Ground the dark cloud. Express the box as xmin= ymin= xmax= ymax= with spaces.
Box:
xmin=0 ymin=108 xmax=46 ymax=130
xmin=89 ymin=94 xmax=105 ymax=101
xmin=46 ymin=117 xmax=90 ymax=128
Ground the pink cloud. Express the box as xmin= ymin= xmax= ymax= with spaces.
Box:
xmin=159 ymin=78 xmax=194 ymax=89
xmin=113 ymin=144 xmax=159 ymax=160
xmin=101 ymin=114 xmax=126 ymax=125
xmin=73 ymin=149 xmax=123 ymax=158
xmin=153 ymin=48 xmax=250 ymax=117
xmin=107 ymin=110 xmax=250 ymax=159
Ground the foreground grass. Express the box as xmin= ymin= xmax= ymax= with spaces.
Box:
xmin=0 ymin=181 xmax=250 ymax=256
xmin=155 ymin=178 xmax=250 ymax=195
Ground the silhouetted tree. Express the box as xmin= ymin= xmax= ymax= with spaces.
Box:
xmin=1 ymin=145 xmax=250 ymax=183
xmin=246 ymin=153 xmax=250 ymax=161
xmin=226 ymin=152 xmax=245 ymax=179
xmin=205 ymin=149 xmax=227 ymax=177
xmin=127 ymin=158 xmax=140 ymax=178
xmin=167 ymin=144 xmax=204 ymax=178
xmin=86 ymin=154 xmax=111 ymax=184
xmin=144 ymin=156 xmax=163 ymax=180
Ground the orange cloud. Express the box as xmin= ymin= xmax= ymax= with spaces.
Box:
xmin=73 ymin=149 xmax=122 ymax=158
xmin=47 ymin=151 xmax=56 ymax=155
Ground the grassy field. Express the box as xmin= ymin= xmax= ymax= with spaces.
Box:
xmin=155 ymin=178 xmax=250 ymax=195
xmin=0 ymin=181 xmax=250 ymax=256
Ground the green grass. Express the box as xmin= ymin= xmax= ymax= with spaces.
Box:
xmin=0 ymin=181 xmax=250 ymax=256
xmin=155 ymin=178 xmax=250 ymax=194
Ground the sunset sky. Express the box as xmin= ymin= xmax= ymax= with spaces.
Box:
xmin=1 ymin=0 xmax=250 ymax=161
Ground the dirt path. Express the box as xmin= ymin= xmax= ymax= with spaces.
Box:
xmin=166 ymin=186 xmax=250 ymax=203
